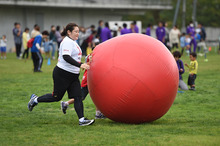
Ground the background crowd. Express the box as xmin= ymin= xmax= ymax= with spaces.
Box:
xmin=0 ymin=19 xmax=216 ymax=61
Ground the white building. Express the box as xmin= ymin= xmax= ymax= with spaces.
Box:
xmin=0 ymin=0 xmax=172 ymax=51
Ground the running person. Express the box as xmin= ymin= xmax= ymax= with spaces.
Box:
xmin=28 ymin=23 xmax=95 ymax=126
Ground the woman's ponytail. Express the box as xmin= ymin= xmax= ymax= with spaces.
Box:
xmin=61 ymin=23 xmax=78 ymax=37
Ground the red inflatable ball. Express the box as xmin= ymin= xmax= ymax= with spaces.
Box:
xmin=87 ymin=33 xmax=179 ymax=124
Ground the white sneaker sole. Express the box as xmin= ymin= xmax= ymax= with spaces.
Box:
xmin=79 ymin=119 xmax=95 ymax=126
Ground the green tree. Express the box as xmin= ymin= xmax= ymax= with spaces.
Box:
xmin=122 ymin=0 xmax=220 ymax=29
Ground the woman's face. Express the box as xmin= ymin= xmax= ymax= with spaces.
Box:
xmin=68 ymin=27 xmax=79 ymax=40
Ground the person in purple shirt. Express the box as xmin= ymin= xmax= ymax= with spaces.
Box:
xmin=100 ymin=22 xmax=112 ymax=42
xmin=145 ymin=24 xmax=152 ymax=36
xmin=186 ymin=21 xmax=197 ymax=53
xmin=120 ymin=23 xmax=130 ymax=35
xmin=156 ymin=21 xmax=166 ymax=43
xmin=128 ymin=23 xmax=136 ymax=33
xmin=133 ymin=21 xmax=139 ymax=33
xmin=173 ymin=51 xmax=188 ymax=90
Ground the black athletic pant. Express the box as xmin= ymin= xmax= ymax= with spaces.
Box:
xmin=22 ymin=48 xmax=29 ymax=59
xmin=15 ymin=43 xmax=22 ymax=58
xmin=37 ymin=66 xmax=84 ymax=119
xmin=32 ymin=52 xmax=43 ymax=71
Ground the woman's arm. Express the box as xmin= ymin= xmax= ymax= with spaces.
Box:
xmin=63 ymin=55 xmax=90 ymax=70
xmin=63 ymin=55 xmax=82 ymax=67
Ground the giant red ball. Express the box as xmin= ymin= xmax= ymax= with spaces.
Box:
xmin=88 ymin=33 xmax=178 ymax=124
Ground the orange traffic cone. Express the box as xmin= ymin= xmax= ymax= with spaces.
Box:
xmin=209 ymin=46 xmax=212 ymax=51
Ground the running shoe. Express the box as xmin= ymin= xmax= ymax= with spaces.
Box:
xmin=95 ymin=113 xmax=106 ymax=119
xmin=61 ymin=101 xmax=68 ymax=114
xmin=79 ymin=118 xmax=95 ymax=126
xmin=28 ymin=94 xmax=38 ymax=111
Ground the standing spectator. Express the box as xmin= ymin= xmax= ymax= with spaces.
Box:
xmin=79 ymin=27 xmax=90 ymax=56
xmin=31 ymin=24 xmax=41 ymax=38
xmin=133 ymin=21 xmax=139 ymax=33
xmin=86 ymin=25 xmax=95 ymax=37
xmin=49 ymin=25 xmax=57 ymax=60
xmin=145 ymin=24 xmax=152 ymax=36
xmin=0 ymin=35 xmax=7 ymax=59
xmin=86 ymin=30 xmax=97 ymax=55
xmin=180 ymin=33 xmax=186 ymax=55
xmin=185 ymin=34 xmax=191 ymax=56
xmin=43 ymin=35 xmax=53 ymax=59
xmin=120 ymin=23 xmax=130 ymax=35
xmin=164 ymin=22 xmax=171 ymax=50
xmin=55 ymin=26 xmax=62 ymax=58
xmin=22 ymin=27 xmax=30 ymax=59
xmin=112 ymin=23 xmax=118 ymax=37
xmin=169 ymin=25 xmax=181 ymax=51
xmin=156 ymin=21 xmax=166 ymax=44
xmin=31 ymin=31 xmax=48 ymax=72
xmin=13 ymin=22 xmax=22 ymax=59
xmin=186 ymin=21 xmax=197 ymax=53
xmin=100 ymin=22 xmax=112 ymax=42
xmin=80 ymin=26 xmax=95 ymax=56
xmin=55 ymin=26 xmax=62 ymax=49
xmin=173 ymin=51 xmax=188 ymax=90
xmin=97 ymin=20 xmax=103 ymax=39
xmin=117 ymin=26 xmax=122 ymax=36
xmin=128 ymin=23 xmax=136 ymax=33
xmin=197 ymin=23 xmax=208 ymax=59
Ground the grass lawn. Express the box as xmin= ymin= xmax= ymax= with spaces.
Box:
xmin=0 ymin=50 xmax=220 ymax=146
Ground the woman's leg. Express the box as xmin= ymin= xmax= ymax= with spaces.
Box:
xmin=28 ymin=66 xmax=72 ymax=111
xmin=67 ymin=77 xmax=84 ymax=119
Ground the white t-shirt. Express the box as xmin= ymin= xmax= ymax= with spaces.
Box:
xmin=0 ymin=39 xmax=7 ymax=47
xmin=169 ymin=28 xmax=180 ymax=44
xmin=57 ymin=36 xmax=82 ymax=74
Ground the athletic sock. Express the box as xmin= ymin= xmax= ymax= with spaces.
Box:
xmin=79 ymin=117 xmax=85 ymax=122
xmin=96 ymin=110 xmax=101 ymax=116
xmin=65 ymin=102 xmax=69 ymax=106
xmin=34 ymin=98 xmax=38 ymax=103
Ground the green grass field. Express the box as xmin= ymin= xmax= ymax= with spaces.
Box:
xmin=0 ymin=51 xmax=220 ymax=146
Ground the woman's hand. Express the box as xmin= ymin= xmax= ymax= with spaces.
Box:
xmin=80 ymin=63 xmax=90 ymax=70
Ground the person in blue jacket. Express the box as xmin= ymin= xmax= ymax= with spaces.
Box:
xmin=31 ymin=31 xmax=49 ymax=72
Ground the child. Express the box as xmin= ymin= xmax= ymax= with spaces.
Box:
xmin=61 ymin=47 xmax=106 ymax=119
xmin=31 ymin=31 xmax=48 ymax=72
xmin=185 ymin=52 xmax=198 ymax=91
xmin=180 ymin=33 xmax=186 ymax=55
xmin=42 ymin=36 xmax=53 ymax=59
xmin=0 ymin=35 xmax=7 ymax=59
xmin=22 ymin=28 xmax=30 ymax=59
xmin=185 ymin=34 xmax=191 ymax=56
xmin=173 ymin=51 xmax=188 ymax=90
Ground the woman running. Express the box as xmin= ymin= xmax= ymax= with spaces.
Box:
xmin=28 ymin=23 xmax=95 ymax=126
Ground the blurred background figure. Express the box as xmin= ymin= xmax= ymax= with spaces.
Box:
xmin=169 ymin=25 xmax=181 ymax=51
xmin=22 ymin=27 xmax=30 ymax=60
xmin=0 ymin=35 xmax=7 ymax=59
xmin=13 ymin=22 xmax=22 ymax=59
xmin=100 ymin=22 xmax=112 ymax=42
xmin=145 ymin=23 xmax=152 ymax=36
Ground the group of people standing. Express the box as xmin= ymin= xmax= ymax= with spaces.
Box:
xmin=145 ymin=21 xmax=208 ymax=59
xmin=12 ymin=22 xmax=63 ymax=72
